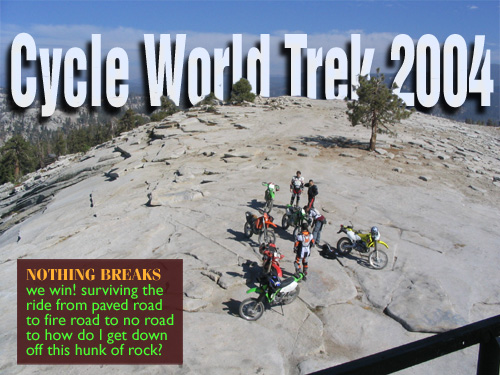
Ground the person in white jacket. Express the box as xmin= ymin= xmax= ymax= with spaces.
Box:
xmin=289 ymin=171 xmax=305 ymax=206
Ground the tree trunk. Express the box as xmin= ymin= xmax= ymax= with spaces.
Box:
xmin=14 ymin=161 xmax=20 ymax=180
xmin=369 ymin=117 xmax=378 ymax=151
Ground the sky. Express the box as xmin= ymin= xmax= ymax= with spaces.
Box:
xmin=1 ymin=0 xmax=499 ymax=94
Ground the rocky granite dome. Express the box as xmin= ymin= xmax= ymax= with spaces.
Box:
xmin=1 ymin=96 xmax=500 ymax=374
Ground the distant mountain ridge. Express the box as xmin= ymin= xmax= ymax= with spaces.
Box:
xmin=1 ymin=64 xmax=498 ymax=144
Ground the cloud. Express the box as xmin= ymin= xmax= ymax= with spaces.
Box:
xmin=467 ymin=5 xmax=479 ymax=10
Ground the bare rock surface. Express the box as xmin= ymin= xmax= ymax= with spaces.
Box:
xmin=385 ymin=274 xmax=467 ymax=333
xmin=1 ymin=97 xmax=499 ymax=374
xmin=298 ymin=259 xmax=357 ymax=309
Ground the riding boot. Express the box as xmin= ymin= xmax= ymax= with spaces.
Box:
xmin=294 ymin=261 xmax=301 ymax=275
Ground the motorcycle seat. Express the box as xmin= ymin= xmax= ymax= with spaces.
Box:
xmin=280 ymin=277 xmax=296 ymax=288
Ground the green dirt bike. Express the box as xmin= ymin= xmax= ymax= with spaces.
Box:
xmin=262 ymin=182 xmax=279 ymax=213
xmin=336 ymin=224 xmax=389 ymax=270
xmin=239 ymin=273 xmax=304 ymax=321
xmin=281 ymin=205 xmax=307 ymax=234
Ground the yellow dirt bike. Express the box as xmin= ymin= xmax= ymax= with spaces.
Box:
xmin=336 ymin=224 xmax=389 ymax=270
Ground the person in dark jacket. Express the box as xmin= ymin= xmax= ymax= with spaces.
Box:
xmin=304 ymin=180 xmax=318 ymax=210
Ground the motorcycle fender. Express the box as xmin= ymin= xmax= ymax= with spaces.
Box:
xmin=280 ymin=282 xmax=298 ymax=294
xmin=246 ymin=287 xmax=263 ymax=294
xmin=378 ymin=240 xmax=389 ymax=249
xmin=346 ymin=231 xmax=358 ymax=242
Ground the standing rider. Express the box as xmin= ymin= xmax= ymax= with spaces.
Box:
xmin=290 ymin=171 xmax=305 ymax=206
xmin=304 ymin=179 xmax=319 ymax=210
xmin=294 ymin=223 xmax=314 ymax=278
xmin=307 ymin=206 xmax=326 ymax=245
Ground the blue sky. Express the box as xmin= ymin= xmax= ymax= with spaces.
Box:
xmin=1 ymin=0 xmax=499 ymax=86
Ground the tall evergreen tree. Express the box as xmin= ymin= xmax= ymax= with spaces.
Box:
xmin=54 ymin=131 xmax=67 ymax=156
xmin=0 ymin=135 xmax=36 ymax=183
xmin=345 ymin=69 xmax=413 ymax=151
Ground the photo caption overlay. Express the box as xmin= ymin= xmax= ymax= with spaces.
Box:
xmin=18 ymin=259 xmax=183 ymax=365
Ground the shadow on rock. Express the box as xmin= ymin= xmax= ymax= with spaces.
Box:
xmin=241 ymin=259 xmax=262 ymax=288
xmin=336 ymin=250 xmax=371 ymax=268
xmin=226 ymin=228 xmax=248 ymax=243
xmin=221 ymin=298 xmax=241 ymax=317
xmin=104 ymin=168 xmax=119 ymax=181
xmin=276 ymin=228 xmax=296 ymax=242
xmin=246 ymin=199 xmax=264 ymax=210
xmin=300 ymin=135 xmax=369 ymax=150
xmin=227 ymin=228 xmax=261 ymax=247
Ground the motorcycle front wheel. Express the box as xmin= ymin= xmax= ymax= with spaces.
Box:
xmin=281 ymin=214 xmax=290 ymax=230
xmin=369 ymin=250 xmax=388 ymax=270
xmin=264 ymin=199 xmax=273 ymax=213
xmin=258 ymin=229 xmax=276 ymax=245
xmin=239 ymin=298 xmax=265 ymax=321
xmin=336 ymin=237 xmax=353 ymax=256
xmin=281 ymin=286 xmax=300 ymax=305
xmin=244 ymin=222 xmax=253 ymax=238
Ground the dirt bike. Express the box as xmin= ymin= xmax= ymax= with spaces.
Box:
xmin=244 ymin=211 xmax=277 ymax=244
xmin=239 ymin=273 xmax=304 ymax=321
xmin=262 ymin=182 xmax=279 ymax=213
xmin=336 ymin=224 xmax=389 ymax=270
xmin=281 ymin=204 xmax=307 ymax=232
xmin=259 ymin=243 xmax=285 ymax=277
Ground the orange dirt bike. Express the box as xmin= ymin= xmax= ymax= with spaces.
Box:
xmin=244 ymin=211 xmax=277 ymax=244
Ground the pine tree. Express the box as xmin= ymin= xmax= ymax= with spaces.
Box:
xmin=54 ymin=131 xmax=67 ymax=156
xmin=230 ymin=78 xmax=256 ymax=104
xmin=115 ymin=109 xmax=136 ymax=134
xmin=0 ymin=135 xmax=36 ymax=183
xmin=160 ymin=96 xmax=179 ymax=116
xmin=345 ymin=69 xmax=413 ymax=151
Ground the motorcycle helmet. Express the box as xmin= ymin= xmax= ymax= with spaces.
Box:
xmin=371 ymin=226 xmax=379 ymax=237
xmin=268 ymin=274 xmax=281 ymax=289
xmin=301 ymin=222 xmax=309 ymax=232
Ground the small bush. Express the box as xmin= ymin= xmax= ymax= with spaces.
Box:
xmin=150 ymin=111 xmax=170 ymax=122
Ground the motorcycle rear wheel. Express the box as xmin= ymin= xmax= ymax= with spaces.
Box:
xmin=244 ymin=222 xmax=253 ymax=238
xmin=336 ymin=237 xmax=353 ymax=255
xmin=369 ymin=250 xmax=388 ymax=270
xmin=281 ymin=286 xmax=300 ymax=305
xmin=239 ymin=298 xmax=265 ymax=321
xmin=281 ymin=214 xmax=290 ymax=230
xmin=251 ymin=220 xmax=260 ymax=235
xmin=258 ymin=229 xmax=276 ymax=245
